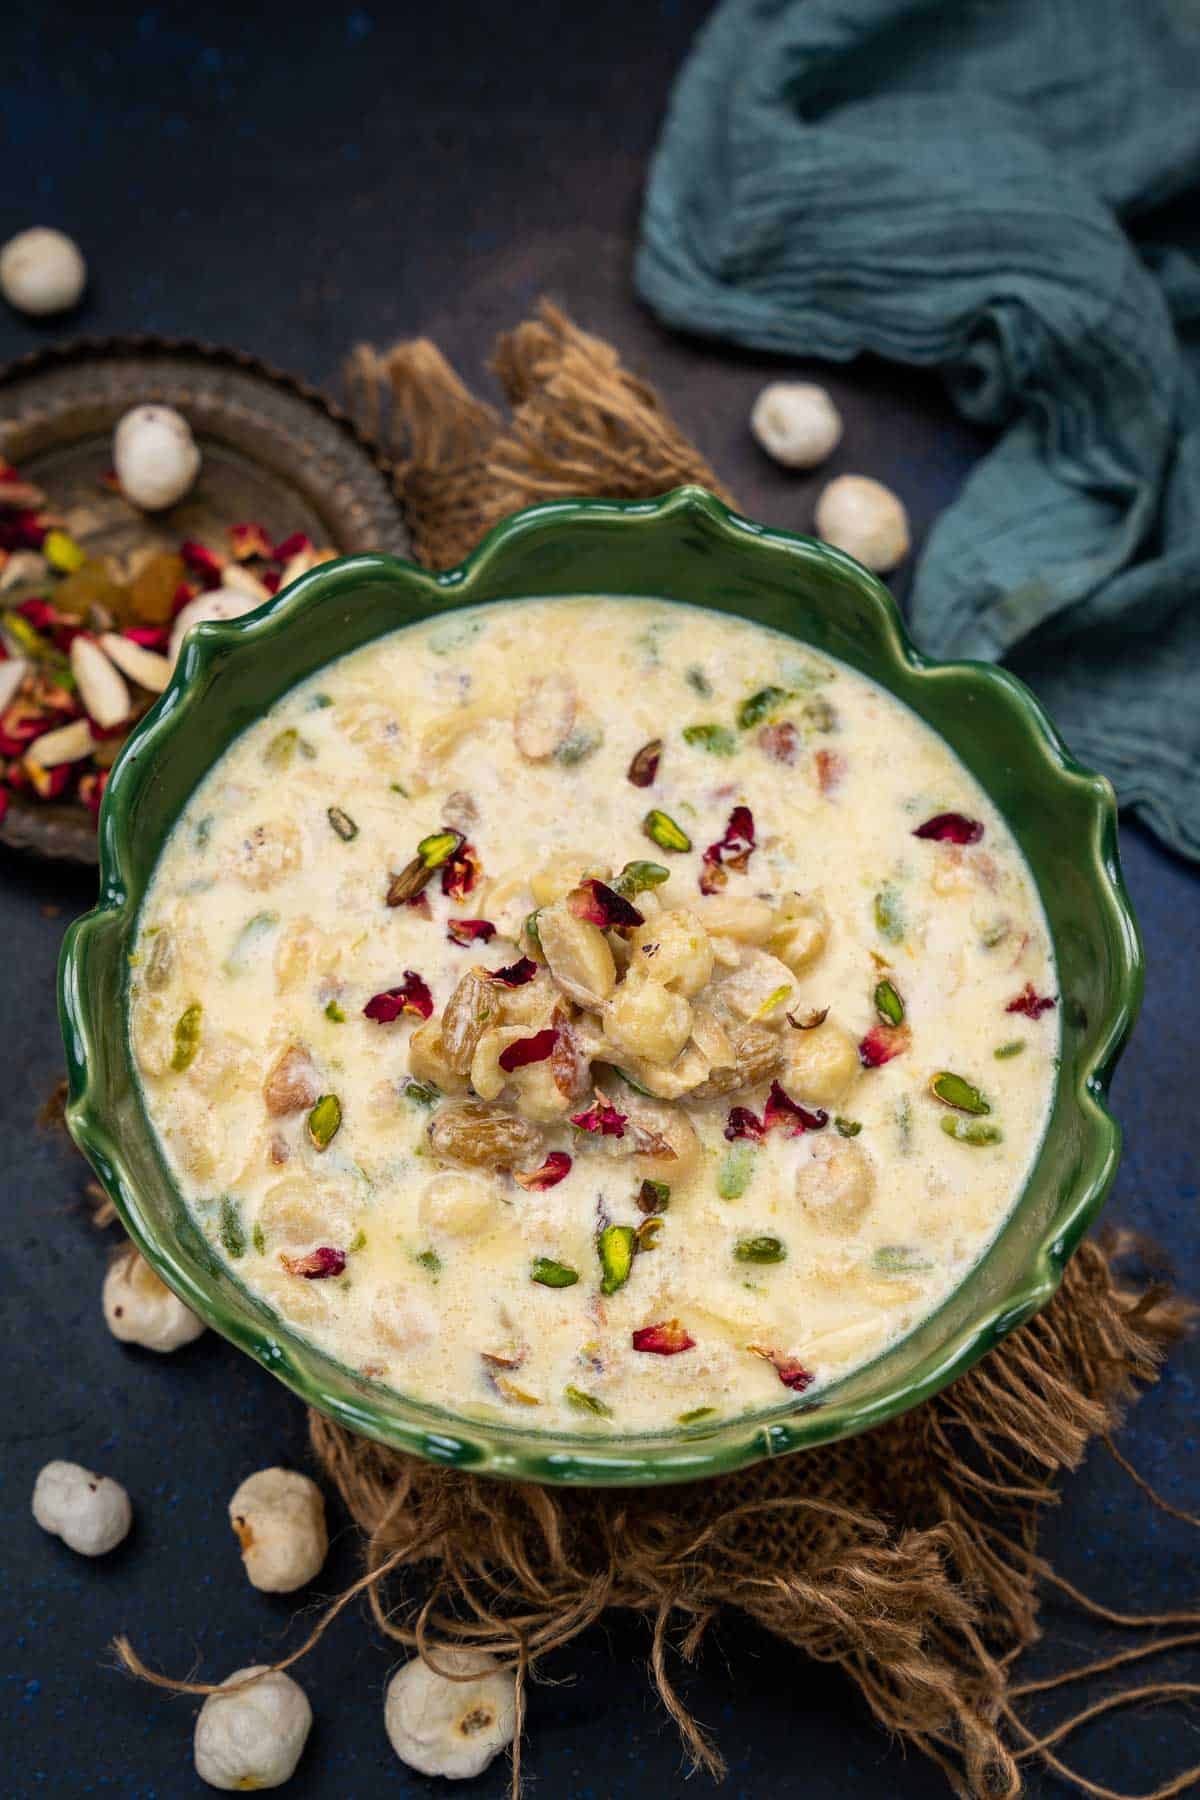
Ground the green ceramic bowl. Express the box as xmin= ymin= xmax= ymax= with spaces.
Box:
xmin=58 ymin=487 xmax=1142 ymax=1486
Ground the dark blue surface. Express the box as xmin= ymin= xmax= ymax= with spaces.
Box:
xmin=2 ymin=5 xmax=1197 ymax=1796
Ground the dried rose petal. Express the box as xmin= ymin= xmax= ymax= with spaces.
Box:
xmin=632 ymin=1319 xmax=695 ymax=1356
xmin=0 ymin=510 xmax=47 ymax=551
xmin=16 ymin=597 xmax=56 ymax=633
xmin=280 ymin=1246 xmax=346 ymax=1280
xmin=700 ymin=803 xmax=757 ymax=894
xmin=26 ymin=759 xmax=71 ymax=799
xmin=571 ymin=1101 xmax=628 ymax=1138
xmin=228 ymin=522 xmax=273 ymax=561
xmin=363 ymin=971 xmax=434 ymax=1023
xmin=0 ymin=789 xmax=7 ymax=826
xmin=567 ymin=878 xmax=644 ymax=932
xmin=513 ymin=1151 xmax=573 ymax=1191
xmin=1005 ymin=982 xmax=1057 ymax=1020
xmin=0 ymin=699 xmax=50 ymax=755
xmin=499 ymin=1027 xmax=560 ymax=1072
xmin=262 ymin=569 xmax=282 ymax=595
xmin=78 ymin=769 xmax=108 ymax=818
xmin=171 ymin=580 xmax=199 ymax=615
xmin=179 ymin=540 xmax=224 ymax=589
xmin=815 ymin=748 xmax=846 ymax=795
xmin=724 ymin=1106 xmax=766 ymax=1143
xmin=272 ymin=531 xmax=312 ymax=563
xmin=123 ymin=624 xmax=170 ymax=652
xmin=441 ymin=841 xmax=480 ymax=901
xmin=758 ymin=720 xmax=799 ymax=764
xmin=763 ymin=1081 xmax=828 ymax=1135
xmin=627 ymin=738 xmax=662 ymax=787
xmin=487 ymin=956 xmax=538 ymax=988
xmin=446 ymin=917 xmax=496 ymax=948
xmin=749 ymin=1345 xmax=814 ymax=1392
xmin=914 ymin=812 xmax=984 ymax=845
xmin=859 ymin=1022 xmax=912 ymax=1068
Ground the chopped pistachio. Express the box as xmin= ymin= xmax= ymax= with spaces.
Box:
xmin=717 ymin=1141 xmax=756 ymax=1200
xmin=994 ymin=1039 xmax=1025 ymax=1059
xmin=834 ymin=1117 xmax=863 ymax=1138
xmin=309 ymin=692 xmax=334 ymax=709
xmin=643 ymin=809 xmax=692 ymax=854
xmin=219 ymin=1196 xmax=246 ymax=1259
xmin=416 ymin=828 xmax=463 ymax=869
xmin=685 ymin=666 xmax=712 ymax=696
xmin=264 ymin=727 xmax=299 ymax=770
xmin=980 ymin=919 xmax=1010 ymax=949
xmin=415 ymin=1248 xmax=441 ymax=1277
xmin=251 ymin=1222 xmax=266 ymax=1255
xmin=307 ymin=1093 xmax=342 ymax=1150
xmin=634 ymin=1217 xmax=663 ymax=1253
xmin=531 ymin=1256 xmax=579 ymax=1289
xmin=895 ymin=1096 xmax=913 ymax=1151
xmin=873 ymin=1245 xmax=933 ymax=1274
xmin=636 ymin=1178 xmax=671 ymax=1214
xmin=523 ymin=909 xmax=543 ymax=952
xmin=565 ymin=1384 xmax=612 ymax=1418
xmin=801 ymin=696 xmax=837 ymax=732
xmin=390 ymin=781 xmax=409 ymax=798
xmin=347 ymin=1228 xmax=367 ymax=1253
xmin=403 ymin=1079 xmax=440 ymax=1107
xmin=737 ymin=686 xmax=790 ymax=729
xmin=678 ymin=1405 xmax=717 ymax=1425
xmin=613 ymin=859 xmax=670 ymax=898
xmin=752 ymin=982 xmax=793 ymax=1022
xmin=598 ymin=1224 xmax=636 ymax=1295
xmin=930 ymin=1071 xmax=991 ymax=1115
xmin=874 ymin=884 xmax=904 ymax=943
xmin=4 ymin=610 xmax=56 ymax=659
xmin=170 ymin=1002 xmax=203 ymax=1072
xmin=734 ymin=1235 xmax=787 ymax=1264
xmin=327 ymin=805 xmax=358 ymax=841
xmin=941 ymin=1115 xmax=1003 ymax=1146
xmin=324 ymin=999 xmax=346 ymax=1022
xmin=873 ymin=978 xmax=905 ymax=1027
xmin=194 ymin=816 xmax=213 ymax=849
xmin=222 ymin=910 xmax=279 ymax=976
xmin=557 ymin=724 xmax=604 ymax=766
xmin=682 ymin=722 xmax=737 ymax=756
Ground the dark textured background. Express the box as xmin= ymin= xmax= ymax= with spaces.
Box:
xmin=2 ymin=4 xmax=1197 ymax=1796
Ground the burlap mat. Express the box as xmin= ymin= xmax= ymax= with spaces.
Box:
xmin=121 ymin=306 xmax=1199 ymax=1800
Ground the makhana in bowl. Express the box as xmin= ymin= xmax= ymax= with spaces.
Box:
xmin=58 ymin=487 xmax=1141 ymax=1485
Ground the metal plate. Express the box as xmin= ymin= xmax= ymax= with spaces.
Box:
xmin=0 ymin=337 xmax=408 ymax=862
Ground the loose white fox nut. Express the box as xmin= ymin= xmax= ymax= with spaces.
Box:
xmin=103 ymin=1248 xmax=205 ymax=1352
xmin=751 ymin=381 xmax=843 ymax=469
xmin=815 ymin=475 xmax=910 ymax=574
xmin=113 ymin=405 xmax=201 ymax=511
xmin=228 ymin=1468 xmax=327 ymax=1593
xmin=193 ymin=1666 xmax=312 ymax=1791
xmin=32 ymin=1459 xmax=131 ymax=1556
xmin=0 ymin=226 xmax=86 ymax=315
xmin=384 ymin=1648 xmax=517 ymax=1780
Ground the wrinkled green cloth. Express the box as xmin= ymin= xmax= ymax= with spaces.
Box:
xmin=636 ymin=0 xmax=1200 ymax=860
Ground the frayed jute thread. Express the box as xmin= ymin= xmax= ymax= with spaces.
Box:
xmin=115 ymin=307 xmax=1196 ymax=1799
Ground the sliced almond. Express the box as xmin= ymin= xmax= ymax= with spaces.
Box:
xmin=99 ymin=632 xmax=171 ymax=693
xmin=0 ymin=551 xmax=48 ymax=592
xmin=70 ymin=635 xmax=131 ymax=729
xmin=26 ymin=716 xmax=97 ymax=767
xmin=0 ymin=655 xmax=30 ymax=711
xmin=220 ymin=564 xmax=272 ymax=602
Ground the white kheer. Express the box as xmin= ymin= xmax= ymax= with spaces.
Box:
xmin=129 ymin=598 xmax=1058 ymax=1432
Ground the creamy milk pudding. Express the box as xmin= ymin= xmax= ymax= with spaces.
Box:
xmin=129 ymin=598 xmax=1058 ymax=1431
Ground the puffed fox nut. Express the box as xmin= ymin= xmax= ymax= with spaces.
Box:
xmin=32 ymin=1460 xmax=131 ymax=1556
xmin=228 ymin=1468 xmax=328 ymax=1593
xmin=384 ymin=1648 xmax=517 ymax=1780
xmin=193 ymin=1666 xmax=312 ymax=1791
xmin=751 ymin=381 xmax=843 ymax=470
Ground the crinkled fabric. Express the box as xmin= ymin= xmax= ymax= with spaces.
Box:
xmin=636 ymin=0 xmax=1200 ymax=859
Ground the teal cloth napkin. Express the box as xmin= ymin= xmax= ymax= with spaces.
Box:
xmin=636 ymin=0 xmax=1200 ymax=860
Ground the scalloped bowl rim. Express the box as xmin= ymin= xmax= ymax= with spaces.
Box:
xmin=58 ymin=487 xmax=1142 ymax=1485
